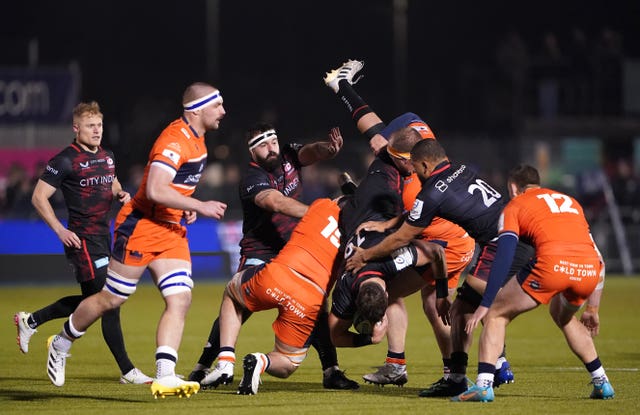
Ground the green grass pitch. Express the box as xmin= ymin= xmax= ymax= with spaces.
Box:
xmin=1 ymin=276 xmax=639 ymax=414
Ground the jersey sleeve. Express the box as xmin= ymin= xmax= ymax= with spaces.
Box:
xmin=39 ymin=152 xmax=72 ymax=189
xmin=500 ymin=202 xmax=522 ymax=236
xmin=148 ymin=134 xmax=185 ymax=177
xmin=406 ymin=192 xmax=438 ymax=229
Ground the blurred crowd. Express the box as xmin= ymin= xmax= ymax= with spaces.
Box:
xmin=0 ymin=159 xmax=356 ymax=223
xmin=482 ymin=26 xmax=625 ymax=133
xmin=2 ymin=148 xmax=638 ymax=226
xmin=1 ymin=25 xmax=637 ymax=225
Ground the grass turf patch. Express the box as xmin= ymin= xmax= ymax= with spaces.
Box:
xmin=1 ymin=276 xmax=639 ymax=414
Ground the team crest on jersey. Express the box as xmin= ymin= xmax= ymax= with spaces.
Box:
xmin=283 ymin=162 xmax=292 ymax=173
xmin=167 ymin=142 xmax=182 ymax=152
xmin=409 ymin=199 xmax=424 ymax=221
xmin=106 ymin=157 xmax=113 ymax=166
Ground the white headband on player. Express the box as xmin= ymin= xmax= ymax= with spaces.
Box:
xmin=183 ymin=90 xmax=222 ymax=112
xmin=248 ymin=129 xmax=277 ymax=149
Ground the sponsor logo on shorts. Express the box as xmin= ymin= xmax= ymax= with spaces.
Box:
xmin=94 ymin=257 xmax=109 ymax=269
xmin=529 ymin=280 xmax=540 ymax=290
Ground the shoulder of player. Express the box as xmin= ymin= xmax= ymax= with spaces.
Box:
xmin=242 ymin=162 xmax=271 ymax=181
xmin=155 ymin=119 xmax=199 ymax=145
xmin=149 ymin=127 xmax=194 ymax=158
xmin=239 ymin=169 xmax=273 ymax=196
xmin=47 ymin=146 xmax=76 ymax=168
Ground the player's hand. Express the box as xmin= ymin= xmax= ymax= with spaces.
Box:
xmin=198 ymin=200 xmax=227 ymax=220
xmin=57 ymin=228 xmax=82 ymax=249
xmin=369 ymin=135 xmax=387 ymax=155
xmin=465 ymin=305 xmax=489 ymax=334
xmin=356 ymin=220 xmax=386 ymax=234
xmin=580 ymin=308 xmax=600 ymax=337
xmin=371 ymin=314 xmax=388 ymax=344
xmin=183 ymin=210 xmax=197 ymax=225
xmin=345 ymin=247 xmax=366 ymax=272
xmin=116 ymin=190 xmax=131 ymax=204
xmin=436 ymin=297 xmax=452 ymax=326
xmin=326 ymin=127 xmax=343 ymax=156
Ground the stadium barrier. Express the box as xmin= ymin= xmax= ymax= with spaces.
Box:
xmin=0 ymin=219 xmax=242 ymax=284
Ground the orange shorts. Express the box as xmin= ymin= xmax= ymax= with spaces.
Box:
xmin=519 ymin=255 xmax=602 ymax=306
xmin=112 ymin=204 xmax=190 ymax=266
xmin=423 ymin=236 xmax=475 ymax=289
xmin=240 ymin=262 xmax=325 ymax=348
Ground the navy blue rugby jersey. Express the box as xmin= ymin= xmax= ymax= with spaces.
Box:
xmin=338 ymin=150 xmax=405 ymax=246
xmin=239 ymin=144 xmax=304 ymax=260
xmin=407 ymin=161 xmax=506 ymax=244
xmin=40 ymin=142 xmax=117 ymax=236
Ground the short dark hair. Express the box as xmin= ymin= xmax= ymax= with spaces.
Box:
xmin=246 ymin=122 xmax=275 ymax=142
xmin=410 ymin=138 xmax=447 ymax=163
xmin=508 ymin=164 xmax=540 ymax=191
xmin=355 ymin=281 xmax=387 ymax=324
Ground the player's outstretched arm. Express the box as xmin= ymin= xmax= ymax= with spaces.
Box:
xmin=298 ymin=127 xmax=344 ymax=165
xmin=254 ymin=188 xmax=308 ymax=218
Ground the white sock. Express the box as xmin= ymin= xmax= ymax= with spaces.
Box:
xmin=476 ymin=372 xmax=495 ymax=388
xmin=156 ymin=345 xmax=178 ymax=378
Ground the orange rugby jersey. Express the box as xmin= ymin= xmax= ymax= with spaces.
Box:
xmin=132 ymin=117 xmax=207 ymax=223
xmin=273 ymin=198 xmax=341 ymax=291
xmin=500 ymin=187 xmax=597 ymax=257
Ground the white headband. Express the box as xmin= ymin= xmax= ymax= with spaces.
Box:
xmin=183 ymin=90 xmax=222 ymax=112
xmin=248 ymin=129 xmax=277 ymax=149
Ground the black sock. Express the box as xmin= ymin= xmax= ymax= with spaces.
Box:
xmin=336 ymin=81 xmax=372 ymax=122
xmin=450 ymin=352 xmax=468 ymax=375
xmin=310 ymin=310 xmax=338 ymax=371
xmin=31 ymin=295 xmax=83 ymax=328
xmin=198 ymin=310 xmax=252 ymax=368
xmin=101 ymin=307 xmax=134 ymax=375
xmin=443 ymin=357 xmax=452 ymax=376
xmin=585 ymin=357 xmax=602 ymax=373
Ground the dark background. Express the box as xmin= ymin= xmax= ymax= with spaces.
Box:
xmin=4 ymin=1 xmax=639 ymax=162
xmin=3 ymin=1 xmax=640 ymax=272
